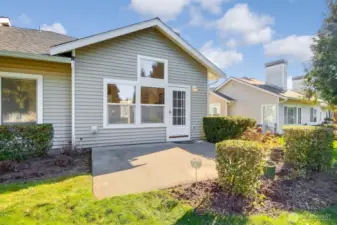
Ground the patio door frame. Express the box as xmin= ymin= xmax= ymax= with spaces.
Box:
xmin=166 ymin=84 xmax=191 ymax=142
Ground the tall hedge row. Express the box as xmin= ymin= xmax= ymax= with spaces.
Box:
xmin=203 ymin=116 xmax=256 ymax=143
xmin=0 ymin=124 xmax=54 ymax=161
xmin=283 ymin=125 xmax=334 ymax=172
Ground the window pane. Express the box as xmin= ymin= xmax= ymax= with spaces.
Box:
xmin=298 ymin=108 xmax=302 ymax=124
xmin=287 ymin=107 xmax=297 ymax=124
xmin=141 ymin=106 xmax=164 ymax=123
xmin=108 ymin=105 xmax=135 ymax=124
xmin=140 ymin=58 xmax=164 ymax=79
xmin=2 ymin=78 xmax=37 ymax=123
xmin=141 ymin=87 xmax=165 ymax=104
xmin=107 ymin=84 xmax=136 ymax=104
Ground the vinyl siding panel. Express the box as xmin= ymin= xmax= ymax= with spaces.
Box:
xmin=218 ymin=80 xmax=279 ymax=124
xmin=74 ymin=28 xmax=207 ymax=147
xmin=0 ymin=57 xmax=72 ymax=148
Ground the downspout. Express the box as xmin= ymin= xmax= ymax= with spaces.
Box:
xmin=277 ymin=97 xmax=287 ymax=134
xmin=71 ymin=50 xmax=76 ymax=147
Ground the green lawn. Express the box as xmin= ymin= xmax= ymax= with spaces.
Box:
xmin=1 ymin=175 xmax=337 ymax=225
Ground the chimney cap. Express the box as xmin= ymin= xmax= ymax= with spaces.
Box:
xmin=265 ymin=59 xmax=288 ymax=68
xmin=0 ymin=17 xmax=11 ymax=27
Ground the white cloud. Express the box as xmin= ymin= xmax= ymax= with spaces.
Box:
xmin=243 ymin=27 xmax=273 ymax=45
xmin=130 ymin=0 xmax=190 ymax=21
xmin=264 ymin=35 xmax=314 ymax=62
xmin=194 ymin=0 xmax=230 ymax=14
xmin=189 ymin=6 xmax=205 ymax=26
xmin=17 ymin=14 xmax=32 ymax=26
xmin=225 ymin=38 xmax=237 ymax=48
xmin=217 ymin=4 xmax=274 ymax=45
xmin=200 ymin=40 xmax=243 ymax=69
xmin=40 ymin=23 xmax=67 ymax=34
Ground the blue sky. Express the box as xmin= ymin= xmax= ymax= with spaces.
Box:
xmin=1 ymin=0 xmax=327 ymax=85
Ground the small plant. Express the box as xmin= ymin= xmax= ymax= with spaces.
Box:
xmin=54 ymin=154 xmax=73 ymax=167
xmin=203 ymin=116 xmax=256 ymax=143
xmin=61 ymin=141 xmax=73 ymax=156
xmin=283 ymin=125 xmax=334 ymax=172
xmin=0 ymin=160 xmax=16 ymax=175
xmin=216 ymin=140 xmax=265 ymax=197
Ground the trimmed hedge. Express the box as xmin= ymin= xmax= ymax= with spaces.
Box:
xmin=283 ymin=126 xmax=334 ymax=172
xmin=216 ymin=140 xmax=265 ymax=197
xmin=203 ymin=116 xmax=256 ymax=143
xmin=0 ymin=124 xmax=54 ymax=161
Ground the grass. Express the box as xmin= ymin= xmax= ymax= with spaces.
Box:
xmin=1 ymin=175 xmax=337 ymax=225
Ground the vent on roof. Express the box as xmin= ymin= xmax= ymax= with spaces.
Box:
xmin=0 ymin=17 xmax=11 ymax=27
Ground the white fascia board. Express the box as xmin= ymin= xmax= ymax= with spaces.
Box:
xmin=0 ymin=50 xmax=71 ymax=64
xmin=49 ymin=18 xmax=225 ymax=79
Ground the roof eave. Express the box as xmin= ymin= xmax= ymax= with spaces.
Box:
xmin=49 ymin=18 xmax=225 ymax=79
xmin=0 ymin=50 xmax=71 ymax=64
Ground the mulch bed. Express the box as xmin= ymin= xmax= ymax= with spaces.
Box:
xmin=0 ymin=149 xmax=91 ymax=184
xmin=170 ymin=162 xmax=337 ymax=216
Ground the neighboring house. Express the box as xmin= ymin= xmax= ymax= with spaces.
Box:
xmin=0 ymin=17 xmax=225 ymax=148
xmin=209 ymin=60 xmax=333 ymax=133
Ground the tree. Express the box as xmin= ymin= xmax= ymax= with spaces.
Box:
xmin=305 ymin=0 xmax=337 ymax=106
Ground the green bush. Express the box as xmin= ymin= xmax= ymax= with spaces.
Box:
xmin=0 ymin=124 xmax=54 ymax=161
xmin=216 ymin=140 xmax=265 ymax=197
xmin=283 ymin=126 xmax=334 ymax=172
xmin=203 ymin=116 xmax=256 ymax=143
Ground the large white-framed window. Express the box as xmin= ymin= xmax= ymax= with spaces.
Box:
xmin=209 ymin=103 xmax=220 ymax=116
xmin=0 ymin=72 xmax=43 ymax=125
xmin=103 ymin=55 xmax=168 ymax=129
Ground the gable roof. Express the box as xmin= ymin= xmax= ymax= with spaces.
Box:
xmin=211 ymin=91 xmax=235 ymax=102
xmin=49 ymin=18 xmax=225 ymax=79
xmin=216 ymin=77 xmax=326 ymax=103
xmin=0 ymin=26 xmax=75 ymax=55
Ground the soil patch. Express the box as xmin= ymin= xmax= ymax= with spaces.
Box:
xmin=170 ymin=163 xmax=337 ymax=216
xmin=0 ymin=150 xmax=91 ymax=184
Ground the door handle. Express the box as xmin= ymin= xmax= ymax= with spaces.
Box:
xmin=169 ymin=110 xmax=172 ymax=114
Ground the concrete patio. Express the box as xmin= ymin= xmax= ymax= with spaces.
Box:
xmin=92 ymin=141 xmax=217 ymax=199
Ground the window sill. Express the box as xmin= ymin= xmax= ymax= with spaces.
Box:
xmin=103 ymin=124 xmax=166 ymax=129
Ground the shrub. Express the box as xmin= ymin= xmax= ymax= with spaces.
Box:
xmin=216 ymin=140 xmax=265 ymax=197
xmin=0 ymin=124 xmax=54 ymax=161
xmin=283 ymin=126 xmax=334 ymax=172
xmin=203 ymin=116 xmax=256 ymax=143
xmin=240 ymin=128 xmax=281 ymax=155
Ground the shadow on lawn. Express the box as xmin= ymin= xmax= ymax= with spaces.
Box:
xmin=174 ymin=210 xmax=248 ymax=225
xmin=0 ymin=173 xmax=89 ymax=195
xmin=174 ymin=206 xmax=337 ymax=225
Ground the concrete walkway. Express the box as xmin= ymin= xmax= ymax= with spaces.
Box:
xmin=92 ymin=141 xmax=217 ymax=199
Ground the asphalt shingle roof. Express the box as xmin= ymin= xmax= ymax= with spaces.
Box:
xmin=212 ymin=91 xmax=235 ymax=101
xmin=237 ymin=77 xmax=305 ymax=100
xmin=0 ymin=26 xmax=76 ymax=55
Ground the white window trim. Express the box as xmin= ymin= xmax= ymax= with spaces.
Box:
xmin=284 ymin=105 xmax=303 ymax=125
xmin=137 ymin=54 xmax=168 ymax=87
xmin=209 ymin=103 xmax=221 ymax=116
xmin=261 ymin=104 xmax=277 ymax=126
xmin=0 ymin=71 xmax=43 ymax=125
xmin=103 ymin=78 xmax=168 ymax=129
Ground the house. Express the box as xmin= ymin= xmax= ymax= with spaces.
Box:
xmin=209 ymin=59 xmax=333 ymax=133
xmin=0 ymin=17 xmax=225 ymax=148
